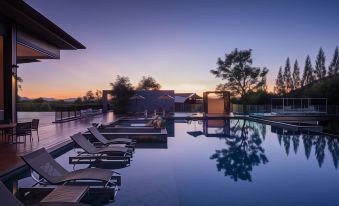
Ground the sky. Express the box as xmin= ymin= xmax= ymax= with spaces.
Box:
xmin=20 ymin=0 xmax=339 ymax=99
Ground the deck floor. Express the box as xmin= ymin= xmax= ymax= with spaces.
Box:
xmin=0 ymin=112 xmax=115 ymax=177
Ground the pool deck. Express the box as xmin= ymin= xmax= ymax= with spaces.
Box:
xmin=0 ymin=112 xmax=115 ymax=180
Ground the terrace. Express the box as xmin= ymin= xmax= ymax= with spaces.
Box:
xmin=1 ymin=1 xmax=339 ymax=206
xmin=0 ymin=112 xmax=115 ymax=179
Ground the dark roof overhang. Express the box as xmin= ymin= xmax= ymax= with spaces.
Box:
xmin=0 ymin=0 xmax=86 ymax=50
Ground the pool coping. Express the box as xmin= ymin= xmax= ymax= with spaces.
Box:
xmin=0 ymin=140 xmax=74 ymax=181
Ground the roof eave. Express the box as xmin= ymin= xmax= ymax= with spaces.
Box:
xmin=0 ymin=0 xmax=86 ymax=50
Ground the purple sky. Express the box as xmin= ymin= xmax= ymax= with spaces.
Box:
xmin=20 ymin=0 xmax=339 ymax=98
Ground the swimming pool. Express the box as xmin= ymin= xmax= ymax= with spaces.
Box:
xmin=9 ymin=119 xmax=339 ymax=206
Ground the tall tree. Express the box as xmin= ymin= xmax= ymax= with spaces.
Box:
xmin=328 ymin=46 xmax=339 ymax=76
xmin=314 ymin=47 xmax=326 ymax=79
xmin=301 ymin=55 xmax=315 ymax=86
xmin=210 ymin=49 xmax=268 ymax=97
xmin=274 ymin=66 xmax=285 ymax=95
xmin=110 ymin=75 xmax=134 ymax=114
xmin=283 ymin=57 xmax=293 ymax=93
xmin=292 ymin=59 xmax=301 ymax=90
xmin=136 ymin=76 xmax=161 ymax=90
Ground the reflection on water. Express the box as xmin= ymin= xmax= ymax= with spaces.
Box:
xmin=18 ymin=112 xmax=55 ymax=126
xmin=210 ymin=119 xmax=268 ymax=181
xmin=272 ymin=126 xmax=339 ymax=169
xmin=5 ymin=118 xmax=339 ymax=206
xmin=208 ymin=120 xmax=339 ymax=182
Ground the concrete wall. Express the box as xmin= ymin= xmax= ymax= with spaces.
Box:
xmin=128 ymin=90 xmax=175 ymax=113
xmin=207 ymin=98 xmax=224 ymax=114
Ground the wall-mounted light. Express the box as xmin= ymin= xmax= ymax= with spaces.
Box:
xmin=12 ymin=64 xmax=19 ymax=76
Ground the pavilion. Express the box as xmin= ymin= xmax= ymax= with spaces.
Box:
xmin=0 ymin=0 xmax=85 ymax=124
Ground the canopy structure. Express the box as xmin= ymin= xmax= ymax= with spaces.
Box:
xmin=203 ymin=91 xmax=231 ymax=115
xmin=0 ymin=0 xmax=85 ymax=123
xmin=271 ymin=98 xmax=327 ymax=114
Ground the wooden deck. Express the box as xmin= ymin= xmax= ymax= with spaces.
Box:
xmin=0 ymin=112 xmax=115 ymax=178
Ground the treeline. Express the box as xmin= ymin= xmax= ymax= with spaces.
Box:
xmin=18 ymin=91 xmax=102 ymax=111
xmin=274 ymin=46 xmax=339 ymax=95
xmin=109 ymin=75 xmax=162 ymax=114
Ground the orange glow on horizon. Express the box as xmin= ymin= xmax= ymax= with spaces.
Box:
xmin=19 ymin=90 xmax=85 ymax=99
xmin=19 ymin=82 xmax=275 ymax=100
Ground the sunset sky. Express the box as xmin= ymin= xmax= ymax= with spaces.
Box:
xmin=20 ymin=0 xmax=339 ymax=99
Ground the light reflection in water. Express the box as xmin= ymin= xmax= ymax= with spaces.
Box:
xmin=5 ymin=119 xmax=339 ymax=206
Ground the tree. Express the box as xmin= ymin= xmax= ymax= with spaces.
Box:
xmin=83 ymin=90 xmax=95 ymax=102
xmin=301 ymin=55 xmax=315 ymax=86
xmin=110 ymin=75 xmax=134 ymax=114
xmin=292 ymin=59 xmax=301 ymax=90
xmin=314 ymin=47 xmax=326 ymax=79
xmin=95 ymin=89 xmax=102 ymax=102
xmin=274 ymin=66 xmax=285 ymax=95
xmin=136 ymin=76 xmax=161 ymax=90
xmin=210 ymin=49 xmax=268 ymax=97
xmin=328 ymin=46 xmax=339 ymax=76
xmin=283 ymin=57 xmax=293 ymax=93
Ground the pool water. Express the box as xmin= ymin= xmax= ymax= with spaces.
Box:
xmin=12 ymin=119 xmax=339 ymax=206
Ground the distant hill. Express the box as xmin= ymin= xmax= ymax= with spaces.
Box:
xmin=63 ymin=98 xmax=77 ymax=102
xmin=19 ymin=96 xmax=32 ymax=101
xmin=19 ymin=97 xmax=77 ymax=102
xmin=289 ymin=74 xmax=339 ymax=104
xmin=41 ymin=97 xmax=58 ymax=101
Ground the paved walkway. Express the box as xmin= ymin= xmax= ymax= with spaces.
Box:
xmin=0 ymin=112 xmax=115 ymax=177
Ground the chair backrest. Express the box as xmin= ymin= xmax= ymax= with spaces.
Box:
xmin=0 ymin=182 xmax=23 ymax=206
xmin=21 ymin=148 xmax=68 ymax=184
xmin=16 ymin=122 xmax=31 ymax=133
xmin=32 ymin=119 xmax=39 ymax=129
xmin=71 ymin=133 xmax=98 ymax=154
xmin=88 ymin=127 xmax=108 ymax=144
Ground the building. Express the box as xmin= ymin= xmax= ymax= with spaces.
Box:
xmin=174 ymin=93 xmax=203 ymax=112
xmin=0 ymin=0 xmax=85 ymax=123
xmin=128 ymin=90 xmax=175 ymax=114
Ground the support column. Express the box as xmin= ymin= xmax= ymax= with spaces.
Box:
xmin=203 ymin=92 xmax=208 ymax=115
xmin=102 ymin=90 xmax=109 ymax=113
xmin=2 ymin=22 xmax=17 ymax=123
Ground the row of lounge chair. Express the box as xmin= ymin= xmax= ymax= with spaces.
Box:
xmin=1 ymin=125 xmax=138 ymax=205
xmin=69 ymin=127 xmax=136 ymax=164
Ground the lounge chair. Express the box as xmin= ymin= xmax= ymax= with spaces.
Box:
xmin=88 ymin=127 xmax=136 ymax=148
xmin=69 ymin=133 xmax=132 ymax=164
xmin=0 ymin=181 xmax=89 ymax=206
xmin=21 ymin=148 xmax=120 ymax=188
